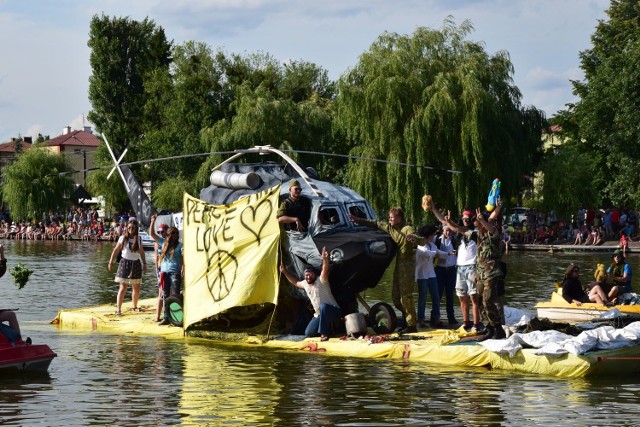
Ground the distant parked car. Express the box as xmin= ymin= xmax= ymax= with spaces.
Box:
xmin=509 ymin=207 xmax=530 ymax=226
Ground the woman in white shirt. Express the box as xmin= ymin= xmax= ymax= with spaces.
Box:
xmin=415 ymin=225 xmax=451 ymax=328
xmin=107 ymin=218 xmax=147 ymax=315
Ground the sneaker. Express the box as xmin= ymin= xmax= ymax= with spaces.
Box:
xmin=471 ymin=323 xmax=487 ymax=334
xmin=159 ymin=319 xmax=170 ymax=326
xmin=463 ymin=321 xmax=473 ymax=332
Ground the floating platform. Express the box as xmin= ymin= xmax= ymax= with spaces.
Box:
xmin=52 ymin=298 xmax=640 ymax=378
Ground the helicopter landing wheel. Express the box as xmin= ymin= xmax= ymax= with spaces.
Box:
xmin=368 ymin=302 xmax=397 ymax=334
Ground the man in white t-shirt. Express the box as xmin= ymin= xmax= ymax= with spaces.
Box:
xmin=280 ymin=246 xmax=341 ymax=341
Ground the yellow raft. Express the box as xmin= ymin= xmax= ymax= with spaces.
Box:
xmin=53 ymin=298 xmax=640 ymax=378
xmin=536 ymin=290 xmax=640 ymax=323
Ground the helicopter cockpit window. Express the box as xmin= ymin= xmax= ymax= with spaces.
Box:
xmin=348 ymin=205 xmax=368 ymax=219
xmin=318 ymin=207 xmax=342 ymax=227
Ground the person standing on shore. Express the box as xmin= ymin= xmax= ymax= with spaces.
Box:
xmin=349 ymin=208 xmax=418 ymax=333
xmin=108 ymin=218 xmax=147 ymax=315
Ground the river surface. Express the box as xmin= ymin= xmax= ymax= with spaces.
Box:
xmin=1 ymin=240 xmax=639 ymax=426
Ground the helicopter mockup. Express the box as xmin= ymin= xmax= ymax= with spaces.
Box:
xmin=106 ymin=143 xmax=399 ymax=335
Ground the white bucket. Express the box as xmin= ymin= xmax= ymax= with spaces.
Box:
xmin=345 ymin=312 xmax=367 ymax=338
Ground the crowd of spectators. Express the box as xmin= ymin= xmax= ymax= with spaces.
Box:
xmin=0 ymin=206 xmax=134 ymax=242
xmin=502 ymin=207 xmax=638 ymax=247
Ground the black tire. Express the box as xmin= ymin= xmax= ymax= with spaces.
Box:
xmin=166 ymin=295 xmax=183 ymax=327
xmin=368 ymin=302 xmax=397 ymax=334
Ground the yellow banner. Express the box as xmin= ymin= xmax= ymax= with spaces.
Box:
xmin=182 ymin=186 xmax=281 ymax=330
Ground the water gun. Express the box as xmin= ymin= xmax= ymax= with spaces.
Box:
xmin=485 ymin=178 xmax=501 ymax=212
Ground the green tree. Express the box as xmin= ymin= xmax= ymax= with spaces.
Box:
xmin=196 ymin=53 xmax=337 ymax=187
xmin=566 ymin=0 xmax=640 ymax=207
xmin=334 ymin=19 xmax=545 ymax=221
xmin=152 ymin=175 xmax=196 ymax=212
xmin=2 ymin=148 xmax=74 ymax=221
xmin=85 ymin=144 xmax=131 ymax=216
xmin=87 ymin=14 xmax=172 ymax=209
xmin=163 ymin=41 xmax=224 ymax=178
xmin=34 ymin=133 xmax=49 ymax=144
xmin=87 ymin=14 xmax=172 ymax=157
xmin=538 ymin=142 xmax=600 ymax=219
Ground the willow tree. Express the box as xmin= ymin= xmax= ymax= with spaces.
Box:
xmin=2 ymin=148 xmax=74 ymax=221
xmin=334 ymin=19 xmax=545 ymax=221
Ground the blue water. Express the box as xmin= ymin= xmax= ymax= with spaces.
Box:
xmin=1 ymin=240 xmax=639 ymax=426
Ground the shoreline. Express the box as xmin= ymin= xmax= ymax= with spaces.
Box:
xmin=510 ymin=238 xmax=637 ymax=254
xmin=1 ymin=236 xmax=635 ymax=253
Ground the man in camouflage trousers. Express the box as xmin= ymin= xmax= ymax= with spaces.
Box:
xmin=472 ymin=205 xmax=506 ymax=339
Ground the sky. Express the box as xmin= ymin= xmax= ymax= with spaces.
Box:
xmin=0 ymin=0 xmax=610 ymax=143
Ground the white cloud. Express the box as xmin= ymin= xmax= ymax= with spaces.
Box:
xmin=0 ymin=0 xmax=611 ymax=140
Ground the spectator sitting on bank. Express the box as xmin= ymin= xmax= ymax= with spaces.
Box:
xmin=574 ymin=225 xmax=587 ymax=245
xmin=619 ymin=231 xmax=629 ymax=256
xmin=584 ymin=226 xmax=596 ymax=245
xmin=63 ymin=223 xmax=74 ymax=240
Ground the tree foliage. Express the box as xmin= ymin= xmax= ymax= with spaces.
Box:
xmin=87 ymin=14 xmax=173 ymax=208
xmin=334 ymin=19 xmax=545 ymax=222
xmin=1 ymin=148 xmax=74 ymax=221
xmin=197 ymin=53 xmax=338 ymax=187
xmin=566 ymin=0 xmax=640 ymax=208
xmin=152 ymin=175 xmax=196 ymax=212
xmin=538 ymin=142 xmax=600 ymax=219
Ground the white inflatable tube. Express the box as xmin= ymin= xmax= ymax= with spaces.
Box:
xmin=210 ymin=170 xmax=261 ymax=189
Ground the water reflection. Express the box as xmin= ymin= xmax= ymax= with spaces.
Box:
xmin=180 ymin=341 xmax=280 ymax=425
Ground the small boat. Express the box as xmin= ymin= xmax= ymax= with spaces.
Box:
xmin=0 ymin=333 xmax=57 ymax=374
xmin=139 ymin=231 xmax=156 ymax=250
xmin=535 ymin=290 xmax=640 ymax=323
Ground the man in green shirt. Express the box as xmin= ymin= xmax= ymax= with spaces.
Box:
xmin=349 ymin=208 xmax=418 ymax=333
